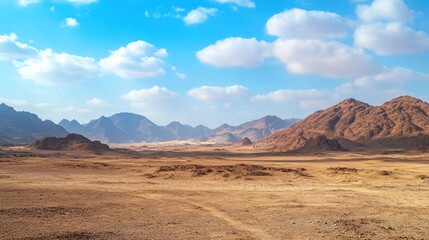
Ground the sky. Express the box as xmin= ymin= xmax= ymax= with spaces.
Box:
xmin=0 ymin=0 xmax=429 ymax=128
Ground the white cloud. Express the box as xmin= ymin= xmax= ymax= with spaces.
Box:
xmin=65 ymin=0 xmax=97 ymax=4
xmin=0 ymin=98 xmax=28 ymax=106
xmin=356 ymin=0 xmax=414 ymax=23
xmin=174 ymin=7 xmax=185 ymax=12
xmin=252 ymin=89 xmax=336 ymax=108
xmin=13 ymin=49 xmax=98 ymax=85
xmin=215 ymin=0 xmax=255 ymax=8
xmin=18 ymin=0 xmax=40 ymax=7
xmin=354 ymin=0 xmax=428 ymax=55
xmin=176 ymin=72 xmax=186 ymax=79
xmin=86 ymin=97 xmax=107 ymax=107
xmin=18 ymin=0 xmax=97 ymax=6
xmin=253 ymin=89 xmax=327 ymax=102
xmin=273 ymin=39 xmax=381 ymax=79
xmin=123 ymin=86 xmax=177 ymax=107
xmin=188 ymin=85 xmax=249 ymax=101
xmin=0 ymin=33 xmax=38 ymax=60
xmin=354 ymin=67 xmax=429 ymax=87
xmin=53 ymin=106 xmax=90 ymax=113
xmin=266 ymin=8 xmax=351 ymax=39
xmin=355 ymin=22 xmax=429 ymax=55
xmin=34 ymin=102 xmax=58 ymax=108
xmin=61 ymin=18 xmax=79 ymax=28
xmin=196 ymin=37 xmax=272 ymax=67
xmin=99 ymin=40 xmax=167 ymax=79
xmin=183 ymin=7 xmax=217 ymax=25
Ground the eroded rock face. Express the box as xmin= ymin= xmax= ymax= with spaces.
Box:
xmin=30 ymin=133 xmax=110 ymax=153
xmin=238 ymin=137 xmax=253 ymax=146
xmin=293 ymin=135 xmax=347 ymax=153
xmin=260 ymin=96 xmax=429 ymax=152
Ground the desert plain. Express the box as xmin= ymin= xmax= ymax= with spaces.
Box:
xmin=0 ymin=142 xmax=428 ymax=240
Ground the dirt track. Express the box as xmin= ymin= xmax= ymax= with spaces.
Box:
xmin=0 ymin=146 xmax=428 ymax=239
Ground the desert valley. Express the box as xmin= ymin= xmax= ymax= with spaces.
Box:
xmin=2 ymin=0 xmax=429 ymax=239
xmin=1 ymin=96 xmax=429 ymax=239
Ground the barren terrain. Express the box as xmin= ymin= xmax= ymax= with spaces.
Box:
xmin=0 ymin=143 xmax=428 ymax=239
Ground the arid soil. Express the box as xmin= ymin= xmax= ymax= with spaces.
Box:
xmin=0 ymin=144 xmax=428 ymax=239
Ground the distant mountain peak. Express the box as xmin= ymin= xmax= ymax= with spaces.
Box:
xmin=0 ymin=103 xmax=14 ymax=111
xmin=336 ymin=98 xmax=370 ymax=108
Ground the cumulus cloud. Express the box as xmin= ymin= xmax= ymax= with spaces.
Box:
xmin=13 ymin=49 xmax=98 ymax=85
xmin=355 ymin=22 xmax=429 ymax=55
xmin=99 ymin=40 xmax=167 ymax=79
xmin=122 ymin=86 xmax=177 ymax=107
xmin=61 ymin=18 xmax=79 ymax=28
xmin=183 ymin=7 xmax=217 ymax=25
xmin=86 ymin=97 xmax=108 ymax=107
xmin=0 ymin=33 xmax=38 ymax=60
xmin=188 ymin=85 xmax=249 ymax=101
xmin=253 ymin=89 xmax=327 ymax=102
xmin=273 ymin=39 xmax=381 ymax=79
xmin=354 ymin=67 xmax=429 ymax=87
xmin=1 ymin=34 xmax=169 ymax=84
xmin=266 ymin=8 xmax=351 ymax=39
xmin=215 ymin=0 xmax=255 ymax=8
xmin=252 ymin=89 xmax=336 ymax=108
xmin=196 ymin=37 xmax=271 ymax=67
xmin=356 ymin=0 xmax=414 ymax=23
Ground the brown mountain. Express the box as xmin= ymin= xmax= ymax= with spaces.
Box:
xmin=237 ymin=137 xmax=253 ymax=146
xmin=30 ymin=133 xmax=110 ymax=153
xmin=259 ymin=96 xmax=429 ymax=152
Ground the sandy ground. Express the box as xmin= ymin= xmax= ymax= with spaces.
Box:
xmin=0 ymin=144 xmax=428 ymax=240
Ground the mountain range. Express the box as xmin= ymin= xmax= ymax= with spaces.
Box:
xmin=3 ymin=95 xmax=429 ymax=152
xmin=58 ymin=114 xmax=299 ymax=144
xmin=0 ymin=103 xmax=68 ymax=145
xmin=0 ymin=104 xmax=297 ymax=145
xmin=259 ymin=96 xmax=429 ymax=152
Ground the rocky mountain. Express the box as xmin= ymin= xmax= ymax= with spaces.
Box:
xmin=58 ymin=119 xmax=85 ymax=135
xmin=0 ymin=103 xmax=68 ymax=145
xmin=165 ymin=121 xmax=212 ymax=140
xmin=259 ymin=96 xmax=429 ymax=152
xmin=60 ymin=113 xmax=297 ymax=144
xmin=59 ymin=113 xmax=212 ymax=143
xmin=207 ymin=133 xmax=240 ymax=143
xmin=210 ymin=115 xmax=299 ymax=142
xmin=30 ymin=133 xmax=110 ymax=153
xmin=237 ymin=137 xmax=253 ymax=146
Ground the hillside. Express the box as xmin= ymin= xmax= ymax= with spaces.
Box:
xmin=211 ymin=115 xmax=299 ymax=142
xmin=0 ymin=103 xmax=68 ymax=145
xmin=30 ymin=133 xmax=110 ymax=153
xmin=259 ymin=96 xmax=429 ymax=152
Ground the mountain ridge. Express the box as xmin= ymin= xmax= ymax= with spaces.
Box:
xmin=259 ymin=96 xmax=429 ymax=152
xmin=0 ymin=103 xmax=68 ymax=145
xmin=59 ymin=114 xmax=298 ymax=144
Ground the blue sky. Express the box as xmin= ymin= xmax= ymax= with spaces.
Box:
xmin=1 ymin=0 xmax=429 ymax=127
